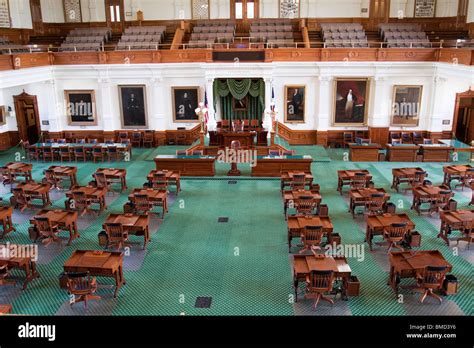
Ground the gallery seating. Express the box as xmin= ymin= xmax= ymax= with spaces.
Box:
xmin=188 ymin=21 xmax=235 ymax=48
xmin=250 ymin=20 xmax=295 ymax=48
xmin=60 ymin=28 xmax=111 ymax=52
xmin=380 ymin=24 xmax=430 ymax=48
xmin=321 ymin=23 xmax=368 ymax=48
xmin=117 ymin=26 xmax=166 ymax=50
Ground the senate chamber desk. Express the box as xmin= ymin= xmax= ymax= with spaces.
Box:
xmin=386 ymin=144 xmax=420 ymax=162
xmin=221 ymin=131 xmax=256 ymax=147
xmin=419 ymin=144 xmax=454 ymax=162
xmin=251 ymin=155 xmax=313 ymax=177
xmin=154 ymin=155 xmax=216 ymax=177
xmin=349 ymin=144 xmax=382 ymax=162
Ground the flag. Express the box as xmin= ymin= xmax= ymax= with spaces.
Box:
xmin=204 ymin=91 xmax=209 ymax=124
xmin=271 ymin=87 xmax=275 ymax=111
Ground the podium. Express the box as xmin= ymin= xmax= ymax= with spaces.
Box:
xmin=221 ymin=132 xmax=255 ymax=148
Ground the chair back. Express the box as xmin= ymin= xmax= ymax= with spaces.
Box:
xmin=72 ymin=191 xmax=88 ymax=208
xmin=152 ymin=173 xmax=168 ymax=190
xmin=367 ymin=193 xmax=385 ymax=212
xmin=132 ymin=194 xmax=151 ymax=212
xmin=308 ymin=270 xmax=334 ymax=292
xmin=269 ymin=150 xmax=280 ymax=156
xmin=12 ymin=188 xmax=27 ymax=204
xmin=74 ymin=146 xmax=85 ymax=154
xmin=33 ymin=216 xmax=54 ymax=237
xmin=423 ymin=138 xmax=433 ymax=144
xmin=350 ymin=173 xmax=368 ymax=189
xmin=66 ymin=272 xmax=95 ymax=296
xmin=104 ymin=222 xmax=126 ymax=243
xmin=132 ymin=132 xmax=141 ymax=140
xmin=386 ymin=222 xmax=408 ymax=241
xmin=343 ymin=132 xmax=354 ymax=142
xmin=88 ymin=139 xmax=98 ymax=144
xmin=44 ymin=169 xmax=57 ymax=186
xmin=94 ymin=172 xmax=108 ymax=189
xmin=302 ymin=225 xmax=324 ymax=248
xmin=391 ymin=139 xmax=402 ymax=145
xmin=419 ymin=266 xmax=447 ymax=290
xmin=291 ymin=174 xmax=306 ymax=190
xmin=295 ymin=196 xmax=317 ymax=215
xmin=93 ymin=146 xmax=104 ymax=154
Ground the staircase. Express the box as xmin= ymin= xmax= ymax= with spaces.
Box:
xmin=163 ymin=24 xmax=178 ymax=49
xmin=308 ymin=30 xmax=322 ymax=48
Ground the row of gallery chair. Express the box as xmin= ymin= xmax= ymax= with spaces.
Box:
xmin=341 ymin=131 xmax=435 ymax=147
xmin=26 ymin=145 xmax=128 ymax=163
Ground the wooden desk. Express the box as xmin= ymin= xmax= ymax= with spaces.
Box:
xmin=411 ymin=185 xmax=451 ymax=215
xmin=65 ymin=186 xmax=107 ymax=213
xmin=293 ymin=254 xmax=352 ymax=301
xmin=220 ymin=131 xmax=256 ymax=147
xmin=146 ymin=170 xmax=181 ymax=193
xmin=0 ymin=244 xmax=39 ymax=290
xmin=5 ymin=162 xmax=33 ymax=182
xmin=0 ymin=304 xmax=12 ymax=314
xmin=31 ymin=209 xmax=79 ymax=246
xmin=16 ymin=182 xmax=51 ymax=207
xmin=349 ymin=188 xmax=390 ymax=218
xmin=439 ymin=210 xmax=474 ymax=246
xmin=95 ymin=168 xmax=127 ymax=192
xmin=366 ymin=213 xmax=415 ymax=250
xmin=287 ymin=215 xmax=334 ymax=248
xmin=128 ymin=189 xmax=168 ymax=218
xmin=283 ymin=190 xmax=322 ymax=218
xmin=154 ymin=155 xmax=216 ymax=177
xmin=337 ymin=170 xmax=372 ymax=195
xmin=388 ymin=250 xmax=452 ymax=294
xmin=104 ymin=214 xmax=150 ymax=249
xmin=391 ymin=167 xmax=425 ymax=192
xmin=443 ymin=164 xmax=473 ymax=187
xmin=48 ymin=165 xmax=78 ymax=187
xmin=386 ymin=144 xmax=420 ymax=162
xmin=420 ymin=145 xmax=453 ymax=162
xmin=349 ymin=144 xmax=382 ymax=162
xmin=0 ymin=206 xmax=15 ymax=239
xmin=252 ymin=156 xmax=313 ymax=177
xmin=63 ymin=250 xmax=125 ymax=298
xmin=280 ymin=171 xmax=314 ymax=191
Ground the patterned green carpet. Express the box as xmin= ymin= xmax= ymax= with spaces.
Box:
xmin=0 ymin=145 xmax=472 ymax=316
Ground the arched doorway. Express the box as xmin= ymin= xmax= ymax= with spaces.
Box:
xmin=452 ymin=88 xmax=474 ymax=144
xmin=13 ymin=91 xmax=41 ymax=144
xmin=231 ymin=0 xmax=259 ymax=20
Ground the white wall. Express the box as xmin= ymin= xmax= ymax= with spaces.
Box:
xmin=260 ymin=0 xmax=370 ymax=18
xmin=210 ymin=0 xmax=230 ymax=19
xmin=81 ymin=0 xmax=106 ymax=22
xmin=468 ymin=0 xmax=474 ymax=23
xmin=0 ymin=62 xmax=472 ymax=134
xmin=124 ymin=0 xmax=191 ymax=20
xmin=9 ymin=0 xmax=32 ymax=28
xmin=40 ymin=0 xmax=64 ymax=23
xmin=390 ymin=0 xmax=458 ymax=18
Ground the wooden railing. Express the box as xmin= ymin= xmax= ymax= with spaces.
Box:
xmin=276 ymin=122 xmax=317 ymax=145
xmin=171 ymin=27 xmax=185 ymax=50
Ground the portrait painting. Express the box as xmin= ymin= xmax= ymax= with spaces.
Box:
xmin=333 ymin=78 xmax=370 ymax=126
xmin=233 ymin=96 xmax=248 ymax=111
xmin=172 ymin=87 xmax=200 ymax=122
xmin=0 ymin=106 xmax=5 ymax=126
xmin=65 ymin=90 xmax=97 ymax=126
xmin=118 ymin=85 xmax=148 ymax=128
xmin=391 ymin=85 xmax=423 ymax=127
xmin=284 ymin=85 xmax=305 ymax=123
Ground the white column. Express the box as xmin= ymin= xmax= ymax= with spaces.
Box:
xmin=370 ymin=76 xmax=389 ymax=127
xmin=44 ymin=79 xmax=62 ymax=133
xmin=205 ymin=77 xmax=216 ymax=131
xmin=317 ymin=75 xmax=333 ymax=130
xmin=263 ymin=77 xmax=273 ymax=132
xmin=98 ymin=78 xmax=115 ymax=131
xmin=149 ymin=77 xmax=166 ymax=130
xmin=426 ymin=76 xmax=447 ymax=132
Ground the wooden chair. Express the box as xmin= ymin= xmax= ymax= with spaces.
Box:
xmin=0 ymin=264 xmax=15 ymax=286
xmin=390 ymin=132 xmax=401 ymax=143
xmin=33 ymin=216 xmax=60 ymax=247
xmin=104 ymin=222 xmax=129 ymax=250
xmin=12 ymin=188 xmax=31 ymax=212
xmin=66 ymin=272 xmax=100 ymax=309
xmin=455 ymin=168 xmax=474 ymax=191
xmin=242 ymin=119 xmax=250 ymax=131
xmin=295 ymin=196 xmax=317 ymax=216
xmin=176 ymin=150 xmax=187 ymax=156
xmin=71 ymin=191 xmax=93 ymax=216
xmin=383 ymin=222 xmax=408 ymax=253
xmin=291 ymin=174 xmax=306 ymax=191
xmin=457 ymin=220 xmax=473 ymax=249
xmin=92 ymin=146 xmax=106 ymax=162
xmin=42 ymin=169 xmax=62 ymax=190
xmin=27 ymin=146 xmax=40 ymax=161
xmin=304 ymin=270 xmax=335 ymax=310
xmin=42 ymin=146 xmax=55 ymax=162
xmin=250 ymin=119 xmax=260 ymax=130
xmin=93 ymin=172 xmax=111 ymax=193
xmin=432 ymin=190 xmax=454 ymax=213
xmin=221 ymin=119 xmax=230 ymax=131
xmin=88 ymin=138 xmax=98 ymax=145
xmin=75 ymin=138 xmax=86 ymax=144
xmin=401 ymin=132 xmax=412 ymax=144
xmin=107 ymin=146 xmax=122 ymax=162
xmin=131 ymin=132 xmax=142 ymax=147
xmin=343 ymin=132 xmax=354 ymax=148
xmin=192 ymin=150 xmax=204 ymax=156
xmin=350 ymin=173 xmax=368 ymax=189
xmin=56 ymin=138 xmax=66 ymax=144
xmin=391 ymin=139 xmax=402 ymax=145
xmin=117 ymin=132 xmax=128 ymax=141
xmin=0 ymin=167 xmax=14 ymax=187
xmin=412 ymin=132 xmax=423 ymax=144
xmin=299 ymin=225 xmax=324 ymax=253
xmin=64 ymin=132 xmax=73 ymax=143
xmin=269 ymin=150 xmax=280 ymax=156
xmin=415 ymin=266 xmax=448 ymax=304
xmin=132 ymin=194 xmax=152 ymax=215
xmin=151 ymin=173 xmax=168 ymax=191
xmin=410 ymin=171 xmax=428 ymax=191
xmin=364 ymin=193 xmax=385 ymax=216
xmin=59 ymin=146 xmax=74 ymax=162
xmin=423 ymin=138 xmax=433 ymax=144
xmin=74 ymin=146 xmax=87 ymax=162
xmin=282 ymin=150 xmax=295 ymax=156
xmin=143 ymin=131 xmax=154 ymax=148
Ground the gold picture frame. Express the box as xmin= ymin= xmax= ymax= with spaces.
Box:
xmin=172 ymin=86 xmax=201 ymax=123
xmin=391 ymin=85 xmax=423 ymax=127
xmin=118 ymin=85 xmax=148 ymax=129
xmin=332 ymin=78 xmax=370 ymax=126
xmin=65 ymin=90 xmax=97 ymax=126
xmin=284 ymin=85 xmax=306 ymax=123
xmin=0 ymin=105 xmax=6 ymax=126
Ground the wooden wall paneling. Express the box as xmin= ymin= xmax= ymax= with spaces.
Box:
xmin=51 ymin=52 xmax=101 ymax=65
xmin=106 ymin=51 xmax=156 ymax=64
xmin=0 ymin=55 xmax=13 ymax=70
xmin=275 ymin=122 xmax=317 ymax=145
xmin=0 ymin=132 xmax=12 ymax=151
xmin=321 ymin=48 xmax=378 ymax=62
xmin=160 ymin=50 xmax=210 ymax=63
xmin=377 ymin=49 xmax=438 ymax=62
xmin=316 ymin=131 xmax=328 ymax=147
xmin=369 ymin=127 xmax=390 ymax=146
xmin=437 ymin=48 xmax=473 ymax=66
xmin=266 ymin=48 xmax=321 ymax=62
xmin=12 ymin=53 xmax=50 ymax=69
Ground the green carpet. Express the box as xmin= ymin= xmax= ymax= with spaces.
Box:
xmin=0 ymin=145 xmax=471 ymax=316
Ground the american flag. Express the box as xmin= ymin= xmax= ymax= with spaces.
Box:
xmin=271 ymin=87 xmax=275 ymax=111
xmin=204 ymin=91 xmax=209 ymax=124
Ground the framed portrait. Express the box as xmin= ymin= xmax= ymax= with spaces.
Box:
xmin=414 ymin=0 xmax=436 ymax=18
xmin=284 ymin=85 xmax=305 ymax=123
xmin=0 ymin=106 xmax=5 ymax=126
xmin=118 ymin=85 xmax=148 ymax=129
xmin=233 ymin=96 xmax=248 ymax=111
xmin=0 ymin=0 xmax=11 ymax=29
xmin=391 ymin=85 xmax=423 ymax=127
xmin=65 ymin=90 xmax=97 ymax=126
xmin=172 ymin=87 xmax=200 ymax=122
xmin=333 ymin=78 xmax=370 ymax=126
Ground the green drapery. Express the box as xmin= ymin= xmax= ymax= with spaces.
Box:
xmin=213 ymin=78 xmax=265 ymax=121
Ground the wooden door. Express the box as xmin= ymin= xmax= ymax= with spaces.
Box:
xmin=13 ymin=92 xmax=41 ymax=144
xmin=105 ymin=0 xmax=125 ymax=34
